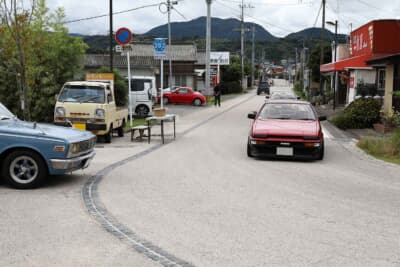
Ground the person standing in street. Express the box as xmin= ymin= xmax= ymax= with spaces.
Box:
xmin=213 ymin=83 xmax=222 ymax=107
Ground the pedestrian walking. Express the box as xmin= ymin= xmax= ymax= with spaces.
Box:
xmin=213 ymin=83 xmax=222 ymax=107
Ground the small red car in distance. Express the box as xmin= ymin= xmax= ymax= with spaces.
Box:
xmin=158 ymin=87 xmax=206 ymax=106
xmin=247 ymin=100 xmax=327 ymax=160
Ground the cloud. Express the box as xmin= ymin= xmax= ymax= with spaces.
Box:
xmin=46 ymin=0 xmax=400 ymax=37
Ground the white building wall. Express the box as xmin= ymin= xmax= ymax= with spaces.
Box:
xmin=348 ymin=69 xmax=375 ymax=103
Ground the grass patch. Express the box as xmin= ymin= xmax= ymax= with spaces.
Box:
xmin=357 ymin=129 xmax=400 ymax=164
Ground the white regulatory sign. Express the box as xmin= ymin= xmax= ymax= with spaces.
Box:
xmin=210 ymin=52 xmax=230 ymax=65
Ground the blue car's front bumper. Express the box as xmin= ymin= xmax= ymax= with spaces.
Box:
xmin=50 ymin=151 xmax=96 ymax=173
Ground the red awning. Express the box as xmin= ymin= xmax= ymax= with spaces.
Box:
xmin=320 ymin=54 xmax=374 ymax=72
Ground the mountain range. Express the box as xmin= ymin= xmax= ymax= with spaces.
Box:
xmin=80 ymin=16 xmax=349 ymax=61
xmin=144 ymin=17 xmax=277 ymax=41
xmin=143 ymin=17 xmax=349 ymax=42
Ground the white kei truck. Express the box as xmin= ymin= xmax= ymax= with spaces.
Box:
xmin=54 ymin=73 xmax=128 ymax=143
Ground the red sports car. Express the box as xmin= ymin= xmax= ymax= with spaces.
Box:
xmin=247 ymin=100 xmax=326 ymax=160
xmin=158 ymin=87 xmax=206 ymax=106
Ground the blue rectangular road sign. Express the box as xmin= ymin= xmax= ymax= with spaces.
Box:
xmin=153 ymin=38 xmax=167 ymax=60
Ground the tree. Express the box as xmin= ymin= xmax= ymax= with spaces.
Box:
xmin=219 ymin=55 xmax=243 ymax=94
xmin=96 ymin=67 xmax=128 ymax=107
xmin=307 ymin=42 xmax=332 ymax=83
xmin=0 ymin=0 xmax=87 ymax=121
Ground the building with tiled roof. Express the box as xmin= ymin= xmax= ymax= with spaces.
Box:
xmin=84 ymin=42 xmax=199 ymax=89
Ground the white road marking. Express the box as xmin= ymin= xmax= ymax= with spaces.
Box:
xmin=322 ymin=127 xmax=333 ymax=139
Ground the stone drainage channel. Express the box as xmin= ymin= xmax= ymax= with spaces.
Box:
xmin=82 ymin=95 xmax=254 ymax=267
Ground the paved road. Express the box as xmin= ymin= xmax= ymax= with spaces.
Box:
xmin=1 ymin=81 xmax=400 ymax=266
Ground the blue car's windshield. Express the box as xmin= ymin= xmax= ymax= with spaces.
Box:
xmin=58 ymin=85 xmax=105 ymax=103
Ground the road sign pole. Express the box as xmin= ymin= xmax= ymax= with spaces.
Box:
xmin=160 ymin=59 xmax=164 ymax=109
xmin=127 ymin=50 xmax=133 ymax=126
xmin=153 ymin=38 xmax=167 ymax=109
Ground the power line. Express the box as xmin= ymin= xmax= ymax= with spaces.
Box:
xmin=215 ymin=0 xmax=297 ymax=35
xmin=63 ymin=3 xmax=160 ymax=24
xmin=172 ymin=7 xmax=187 ymax=21
xmin=313 ymin=1 xmax=322 ymax=27
xmin=356 ymin=0 xmax=399 ymax=16
xmin=220 ymin=0 xmax=314 ymax=5
xmin=325 ymin=2 xmax=364 ymax=30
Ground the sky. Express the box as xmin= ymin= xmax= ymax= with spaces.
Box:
xmin=48 ymin=0 xmax=400 ymax=37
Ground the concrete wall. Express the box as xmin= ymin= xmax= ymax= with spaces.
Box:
xmin=383 ymin=64 xmax=394 ymax=113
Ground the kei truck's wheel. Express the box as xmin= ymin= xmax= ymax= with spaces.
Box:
xmin=2 ymin=149 xmax=47 ymax=189
xmin=104 ymin=124 xmax=113 ymax=143
xmin=117 ymin=120 xmax=125 ymax=137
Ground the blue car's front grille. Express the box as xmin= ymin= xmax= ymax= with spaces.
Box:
xmin=76 ymin=137 xmax=96 ymax=153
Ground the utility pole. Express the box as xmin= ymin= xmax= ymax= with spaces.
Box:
xmin=294 ymin=48 xmax=298 ymax=83
xmin=109 ymin=0 xmax=113 ymax=72
xmin=327 ymin=20 xmax=338 ymax=109
xmin=205 ymin=0 xmax=212 ymax=97
xmin=251 ymin=23 xmax=255 ymax=87
xmin=167 ymin=0 xmax=173 ymax=88
xmin=166 ymin=0 xmax=179 ymax=88
xmin=240 ymin=0 xmax=245 ymax=91
xmin=319 ymin=0 xmax=326 ymax=101
xmin=239 ymin=1 xmax=253 ymax=91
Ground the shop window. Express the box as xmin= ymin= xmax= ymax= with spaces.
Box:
xmin=378 ymin=69 xmax=385 ymax=90
xmin=377 ymin=69 xmax=385 ymax=96
xmin=394 ymin=63 xmax=400 ymax=92
xmin=175 ymin=75 xmax=187 ymax=87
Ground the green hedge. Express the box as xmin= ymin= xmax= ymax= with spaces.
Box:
xmin=331 ymin=98 xmax=381 ymax=129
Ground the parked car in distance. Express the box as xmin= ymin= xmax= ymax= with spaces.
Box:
xmin=126 ymin=75 xmax=157 ymax=118
xmin=267 ymin=92 xmax=299 ymax=100
xmin=257 ymin=81 xmax=270 ymax=95
xmin=158 ymin=87 xmax=206 ymax=106
xmin=247 ymin=100 xmax=326 ymax=160
xmin=158 ymin=86 xmax=180 ymax=95
xmin=0 ymin=102 xmax=96 ymax=189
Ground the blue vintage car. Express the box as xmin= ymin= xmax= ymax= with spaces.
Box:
xmin=0 ymin=102 xmax=96 ymax=189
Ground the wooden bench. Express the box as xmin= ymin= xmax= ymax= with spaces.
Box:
xmin=130 ymin=125 xmax=151 ymax=143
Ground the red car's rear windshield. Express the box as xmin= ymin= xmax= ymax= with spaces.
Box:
xmin=258 ymin=103 xmax=316 ymax=120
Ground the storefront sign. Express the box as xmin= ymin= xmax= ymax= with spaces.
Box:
xmin=350 ymin=23 xmax=373 ymax=57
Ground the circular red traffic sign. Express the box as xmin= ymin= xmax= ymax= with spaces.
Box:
xmin=115 ymin=27 xmax=132 ymax=45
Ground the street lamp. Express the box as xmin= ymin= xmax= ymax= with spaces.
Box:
xmin=326 ymin=20 xmax=338 ymax=110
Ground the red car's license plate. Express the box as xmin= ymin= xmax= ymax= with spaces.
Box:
xmin=276 ymin=147 xmax=293 ymax=156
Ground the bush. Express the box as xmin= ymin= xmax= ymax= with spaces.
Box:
xmin=330 ymin=112 xmax=355 ymax=129
xmin=392 ymin=111 xmax=400 ymax=127
xmin=293 ymin=81 xmax=306 ymax=100
xmin=330 ymin=98 xmax=381 ymax=129
xmin=96 ymin=67 xmax=127 ymax=107
xmin=220 ymin=81 xmax=242 ymax=94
